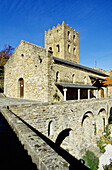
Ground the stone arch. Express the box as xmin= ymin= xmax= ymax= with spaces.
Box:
xmin=18 ymin=78 xmax=24 ymax=98
xmin=97 ymin=108 xmax=107 ymax=135
xmin=108 ymin=107 xmax=112 ymax=124
xmin=81 ymin=111 xmax=94 ymax=126
xmin=81 ymin=111 xmax=94 ymax=144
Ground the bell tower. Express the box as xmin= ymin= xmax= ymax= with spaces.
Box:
xmin=45 ymin=21 xmax=79 ymax=64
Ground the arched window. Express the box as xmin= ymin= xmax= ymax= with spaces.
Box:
xmin=18 ymin=78 xmax=24 ymax=98
xmin=68 ymin=44 xmax=70 ymax=53
xmin=73 ymin=47 xmax=76 ymax=55
xmin=56 ymin=71 xmax=59 ymax=82
xmin=72 ymin=74 xmax=75 ymax=83
xmin=56 ymin=44 xmax=60 ymax=52
xmin=68 ymin=31 xmax=70 ymax=37
xmin=73 ymin=34 xmax=75 ymax=40
xmin=49 ymin=47 xmax=52 ymax=50
xmin=48 ymin=121 xmax=53 ymax=136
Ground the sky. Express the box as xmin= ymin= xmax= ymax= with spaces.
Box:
xmin=0 ymin=0 xmax=112 ymax=70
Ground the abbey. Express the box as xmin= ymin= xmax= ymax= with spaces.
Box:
xmin=4 ymin=21 xmax=110 ymax=101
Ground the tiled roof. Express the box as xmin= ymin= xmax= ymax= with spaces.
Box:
xmin=103 ymin=77 xmax=112 ymax=85
xmin=55 ymin=82 xmax=97 ymax=89
xmin=53 ymin=57 xmax=109 ymax=77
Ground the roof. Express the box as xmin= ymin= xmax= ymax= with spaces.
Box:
xmin=53 ymin=57 xmax=109 ymax=77
xmin=103 ymin=77 xmax=112 ymax=85
xmin=55 ymin=82 xmax=97 ymax=89
xmin=89 ymin=75 xmax=105 ymax=81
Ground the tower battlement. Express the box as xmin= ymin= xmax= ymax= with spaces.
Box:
xmin=45 ymin=21 xmax=79 ymax=64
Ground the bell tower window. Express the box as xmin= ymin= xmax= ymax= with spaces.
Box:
xmin=68 ymin=44 xmax=70 ymax=53
xmin=56 ymin=44 xmax=60 ymax=52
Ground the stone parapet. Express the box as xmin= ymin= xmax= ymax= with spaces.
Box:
xmin=0 ymin=107 xmax=68 ymax=170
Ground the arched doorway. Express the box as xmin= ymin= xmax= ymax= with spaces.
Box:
xmin=19 ymin=78 xmax=24 ymax=98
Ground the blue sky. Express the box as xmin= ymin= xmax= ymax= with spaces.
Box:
xmin=0 ymin=0 xmax=112 ymax=70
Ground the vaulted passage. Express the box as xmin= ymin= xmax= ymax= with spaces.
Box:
xmin=0 ymin=112 xmax=37 ymax=170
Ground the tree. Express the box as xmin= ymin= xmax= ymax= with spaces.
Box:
xmin=0 ymin=44 xmax=14 ymax=66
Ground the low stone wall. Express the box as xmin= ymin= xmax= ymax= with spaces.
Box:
xmin=0 ymin=107 xmax=68 ymax=170
xmin=8 ymin=97 xmax=112 ymax=159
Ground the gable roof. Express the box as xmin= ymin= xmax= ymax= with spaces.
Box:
xmin=53 ymin=57 xmax=109 ymax=77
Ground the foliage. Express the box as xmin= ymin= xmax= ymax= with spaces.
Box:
xmin=53 ymin=90 xmax=60 ymax=100
xmin=97 ymin=125 xmax=112 ymax=153
xmin=104 ymin=125 xmax=111 ymax=138
xmin=97 ymin=139 xmax=106 ymax=153
xmin=83 ymin=150 xmax=99 ymax=170
xmin=103 ymin=159 xmax=112 ymax=170
xmin=0 ymin=44 xmax=14 ymax=66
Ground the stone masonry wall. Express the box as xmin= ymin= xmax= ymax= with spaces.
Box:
xmin=45 ymin=21 xmax=79 ymax=64
xmin=9 ymin=97 xmax=112 ymax=159
xmin=1 ymin=107 xmax=68 ymax=170
xmin=50 ymin=61 xmax=108 ymax=101
xmin=4 ymin=41 xmax=52 ymax=102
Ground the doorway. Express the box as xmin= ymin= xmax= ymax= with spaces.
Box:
xmin=19 ymin=78 xmax=24 ymax=98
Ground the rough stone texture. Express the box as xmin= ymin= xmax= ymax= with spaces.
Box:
xmin=0 ymin=107 xmax=68 ymax=170
xmin=8 ymin=97 xmax=112 ymax=159
xmin=4 ymin=22 xmax=109 ymax=102
xmin=4 ymin=41 xmax=53 ymax=102
xmin=45 ymin=21 xmax=79 ymax=64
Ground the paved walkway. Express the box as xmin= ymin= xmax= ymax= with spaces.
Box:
xmin=0 ymin=95 xmax=40 ymax=106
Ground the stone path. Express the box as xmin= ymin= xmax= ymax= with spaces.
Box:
xmin=0 ymin=95 xmax=40 ymax=106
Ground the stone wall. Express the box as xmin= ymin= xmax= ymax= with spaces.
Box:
xmin=4 ymin=41 xmax=53 ymax=102
xmin=51 ymin=61 xmax=108 ymax=100
xmin=45 ymin=21 xmax=79 ymax=64
xmin=9 ymin=97 xmax=112 ymax=159
xmin=1 ymin=107 xmax=68 ymax=170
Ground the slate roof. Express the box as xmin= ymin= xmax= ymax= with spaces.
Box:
xmin=53 ymin=57 xmax=109 ymax=77
xmin=55 ymin=82 xmax=97 ymax=89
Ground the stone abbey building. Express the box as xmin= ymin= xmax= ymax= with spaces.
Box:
xmin=4 ymin=21 xmax=110 ymax=101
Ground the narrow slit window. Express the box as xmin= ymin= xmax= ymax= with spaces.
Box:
xmin=56 ymin=44 xmax=60 ymax=52
xmin=68 ymin=45 xmax=70 ymax=53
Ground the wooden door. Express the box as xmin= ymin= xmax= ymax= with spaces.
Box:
xmin=101 ymin=88 xmax=104 ymax=98
xmin=20 ymin=79 xmax=24 ymax=98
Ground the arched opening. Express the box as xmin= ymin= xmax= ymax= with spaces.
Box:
xmin=19 ymin=78 xmax=24 ymax=98
xmin=56 ymin=44 xmax=60 ymax=52
xmin=109 ymin=107 xmax=112 ymax=124
xmin=48 ymin=120 xmax=52 ymax=136
xmin=56 ymin=71 xmax=59 ymax=82
xmin=97 ymin=108 xmax=107 ymax=135
xmin=81 ymin=111 xmax=94 ymax=143
xmin=68 ymin=44 xmax=70 ymax=53
xmin=101 ymin=88 xmax=104 ymax=98
xmin=49 ymin=47 xmax=52 ymax=50
xmin=72 ymin=74 xmax=75 ymax=83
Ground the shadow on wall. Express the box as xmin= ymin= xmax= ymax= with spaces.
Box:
xmin=0 ymin=112 xmax=38 ymax=170
xmin=6 ymin=106 xmax=90 ymax=170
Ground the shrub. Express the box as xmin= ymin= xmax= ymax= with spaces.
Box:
xmin=83 ymin=150 xmax=99 ymax=170
xmin=97 ymin=140 xmax=106 ymax=153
